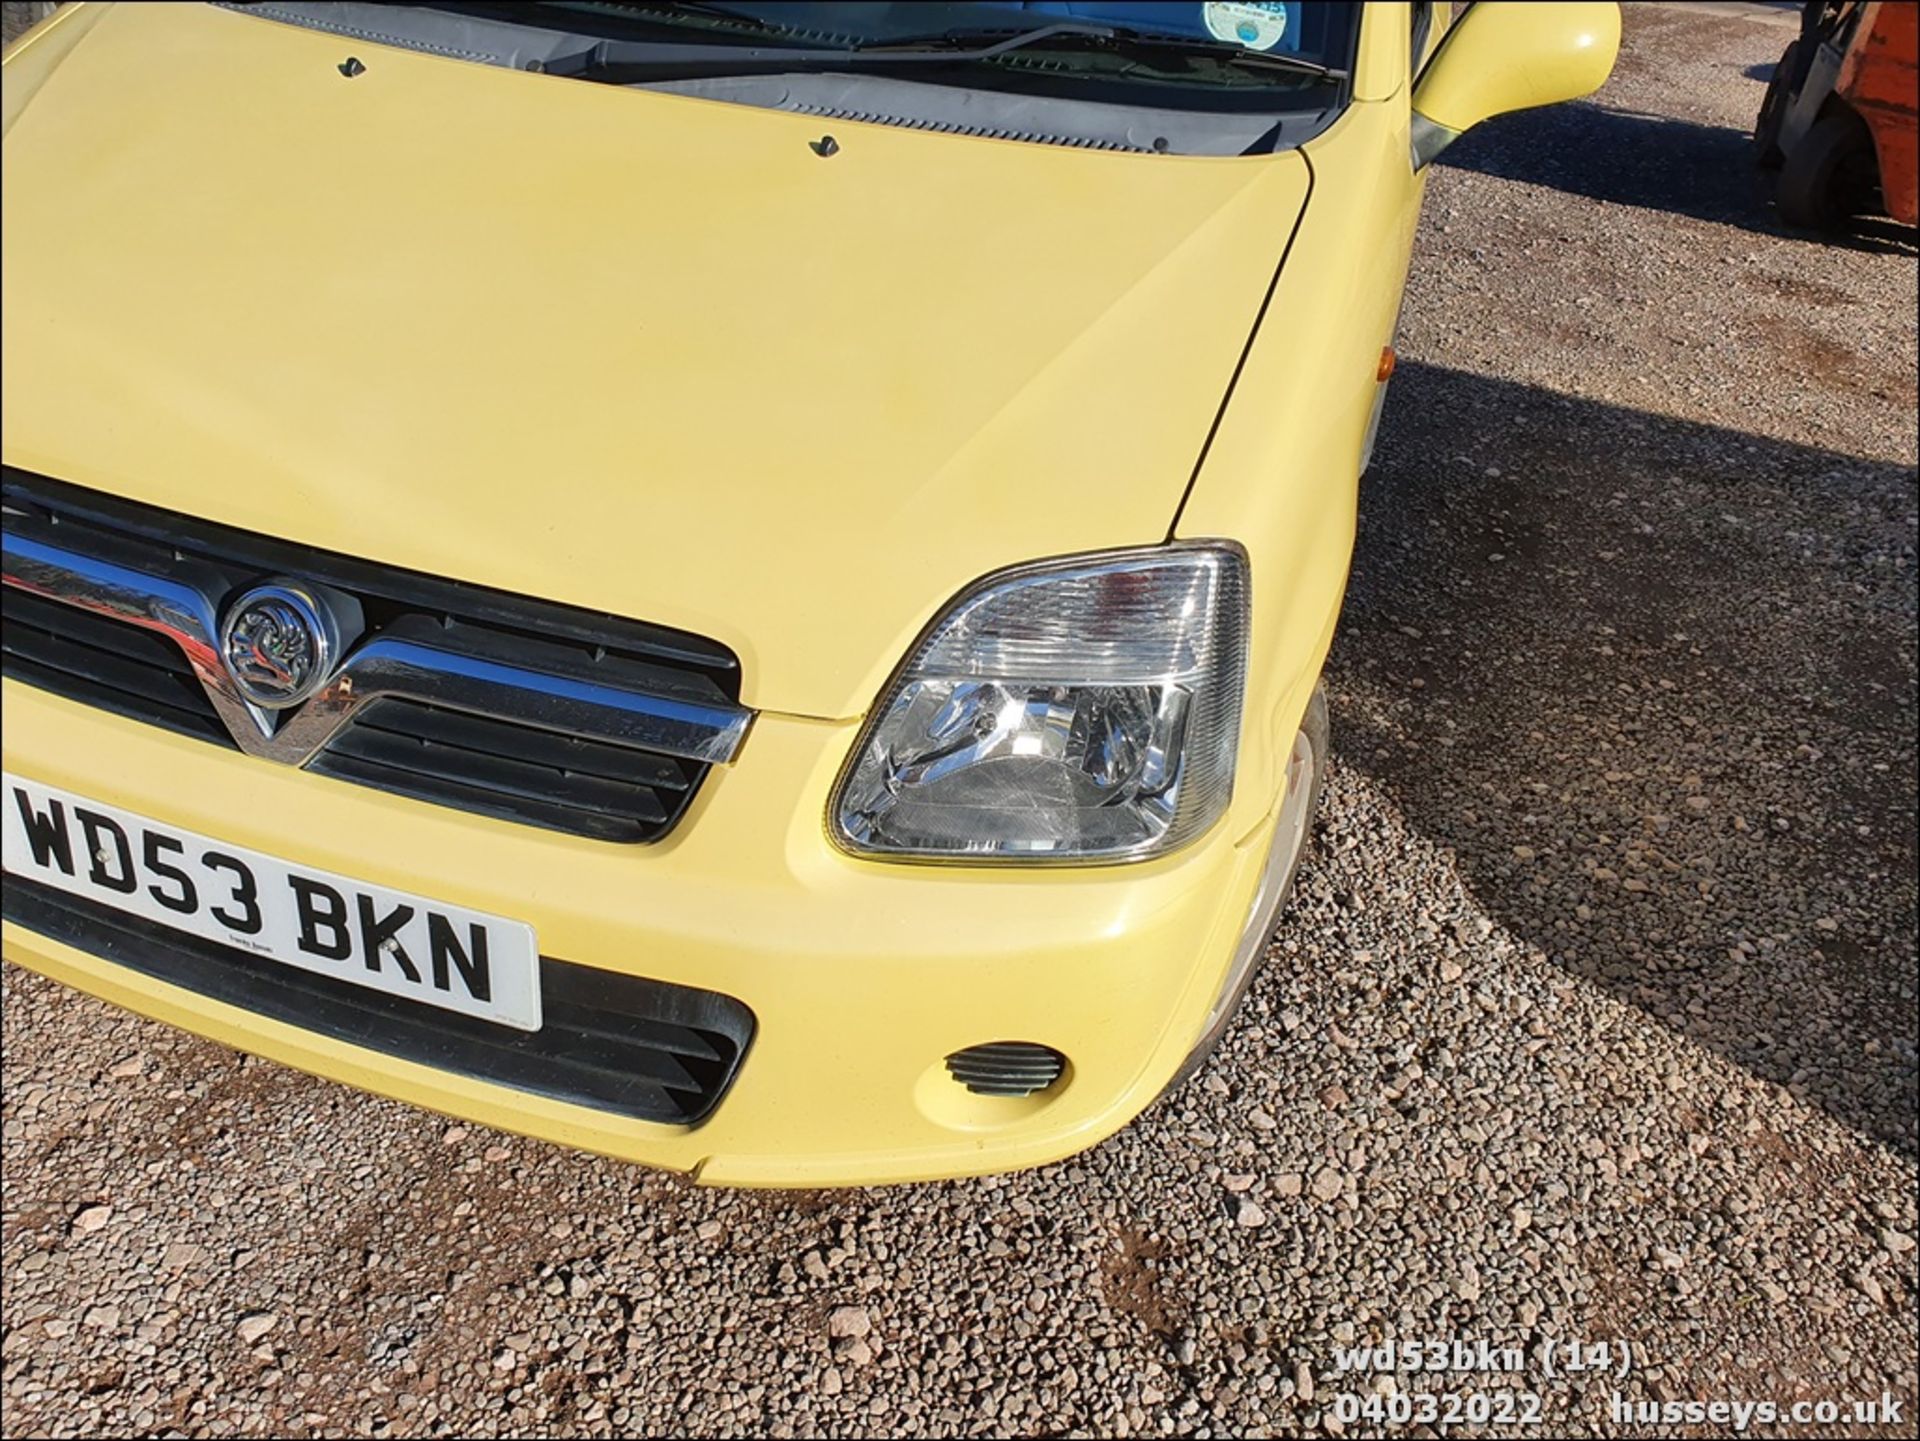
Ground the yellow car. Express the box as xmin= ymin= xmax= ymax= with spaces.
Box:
xmin=1 ymin=1 xmax=1617 ymax=1185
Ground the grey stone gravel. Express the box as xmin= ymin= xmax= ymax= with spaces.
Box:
xmin=3 ymin=4 xmax=1916 ymax=1437
xmin=0 ymin=3 xmax=52 ymax=47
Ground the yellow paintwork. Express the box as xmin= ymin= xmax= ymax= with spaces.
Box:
xmin=1 ymin=0 xmax=1312 ymax=720
xmin=2 ymin=686 xmax=1280 ymax=1184
xmin=1413 ymin=1 xmax=1622 ymax=137
xmin=2 ymin=3 xmax=1614 ymax=1184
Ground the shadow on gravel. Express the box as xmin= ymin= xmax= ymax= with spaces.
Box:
xmin=1437 ymin=100 xmax=1920 ymax=256
xmin=1330 ymin=360 xmax=1919 ymax=1159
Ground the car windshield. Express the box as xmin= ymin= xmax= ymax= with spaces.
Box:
xmin=502 ymin=2 xmax=1360 ymax=98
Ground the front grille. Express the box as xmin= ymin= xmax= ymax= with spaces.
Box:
xmin=2 ymin=469 xmax=745 ymax=843
xmin=5 ymin=873 xmax=755 ymax=1125
xmin=2 ymin=585 xmax=233 ymax=748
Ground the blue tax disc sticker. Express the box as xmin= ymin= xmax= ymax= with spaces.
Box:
xmin=1202 ymin=2 xmax=1290 ymax=51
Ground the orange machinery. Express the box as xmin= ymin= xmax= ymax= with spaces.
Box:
xmin=1757 ymin=0 xmax=1918 ymax=229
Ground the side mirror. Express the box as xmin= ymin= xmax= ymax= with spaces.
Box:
xmin=1410 ymin=1 xmax=1621 ymax=168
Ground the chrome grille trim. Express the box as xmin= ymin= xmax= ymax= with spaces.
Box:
xmin=1 ymin=514 xmax=752 ymax=772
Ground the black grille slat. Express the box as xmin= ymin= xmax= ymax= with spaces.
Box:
xmin=6 ymin=613 xmax=201 ymax=701
xmin=3 ymin=874 xmax=755 ymax=1125
xmin=4 ymin=588 xmax=197 ymax=671
xmin=314 ymin=696 xmax=700 ymax=841
xmin=354 ymin=699 xmax=695 ymax=792
xmin=0 ymin=652 xmax=235 ymax=748
xmin=549 ymin=1014 xmax=728 ymax=1064
xmin=2 ymin=589 xmax=233 ymax=748
xmin=3 ymin=471 xmax=741 ymax=843
xmin=307 ymin=751 xmax=661 ymax=843
xmin=318 ymin=724 xmax=673 ymax=821
xmin=496 ymin=1030 xmax=710 ymax=1096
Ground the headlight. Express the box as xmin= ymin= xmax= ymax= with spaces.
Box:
xmin=831 ymin=544 xmax=1248 ymax=863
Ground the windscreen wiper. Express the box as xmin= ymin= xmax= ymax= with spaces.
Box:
xmin=537 ymin=20 xmax=1347 ymax=83
xmin=1120 ymin=31 xmax=1344 ymax=80
xmin=869 ymin=23 xmax=1346 ymax=79
xmin=538 ymin=21 xmax=1119 ymax=79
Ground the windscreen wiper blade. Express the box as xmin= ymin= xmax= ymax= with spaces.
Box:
xmin=1079 ymin=27 xmax=1347 ymax=80
xmin=538 ymin=20 xmax=1346 ymax=83
xmin=537 ymin=21 xmax=1110 ymax=79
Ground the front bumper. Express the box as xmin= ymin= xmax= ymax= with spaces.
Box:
xmin=1 ymin=679 xmax=1280 ymax=1186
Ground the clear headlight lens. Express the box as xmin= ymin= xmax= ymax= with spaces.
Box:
xmin=831 ymin=545 xmax=1248 ymax=862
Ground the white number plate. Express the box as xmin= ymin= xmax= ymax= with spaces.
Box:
xmin=2 ymin=772 xmax=541 ymax=1031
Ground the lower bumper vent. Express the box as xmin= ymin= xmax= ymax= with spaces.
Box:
xmin=945 ymin=1042 xmax=1066 ymax=1097
xmin=5 ymin=874 xmax=755 ymax=1125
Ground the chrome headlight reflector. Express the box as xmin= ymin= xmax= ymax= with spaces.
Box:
xmin=831 ymin=545 xmax=1248 ymax=863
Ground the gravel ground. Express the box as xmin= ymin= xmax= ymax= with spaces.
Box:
xmin=4 ymin=4 xmax=1916 ymax=1437
xmin=1 ymin=3 xmax=53 ymax=47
